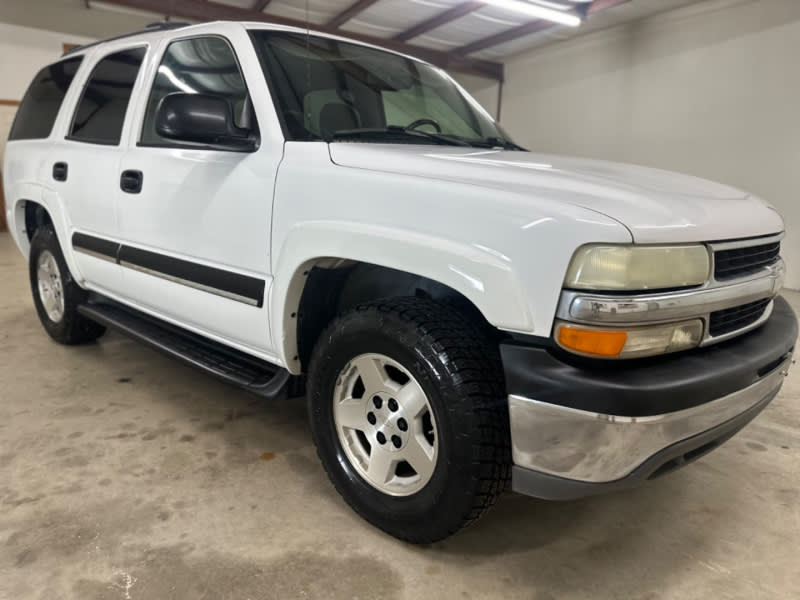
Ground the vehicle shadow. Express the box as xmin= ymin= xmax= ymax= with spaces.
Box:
xmin=67 ymin=329 xmax=749 ymax=597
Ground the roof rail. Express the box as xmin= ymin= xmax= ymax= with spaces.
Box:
xmin=62 ymin=21 xmax=191 ymax=57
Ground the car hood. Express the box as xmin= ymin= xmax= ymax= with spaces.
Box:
xmin=328 ymin=144 xmax=783 ymax=243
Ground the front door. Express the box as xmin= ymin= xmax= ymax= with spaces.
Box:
xmin=115 ymin=35 xmax=281 ymax=357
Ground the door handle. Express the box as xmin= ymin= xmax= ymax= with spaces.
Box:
xmin=53 ymin=162 xmax=68 ymax=182
xmin=120 ymin=170 xmax=143 ymax=194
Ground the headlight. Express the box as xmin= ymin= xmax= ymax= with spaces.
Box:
xmin=565 ymin=244 xmax=710 ymax=291
xmin=555 ymin=319 xmax=704 ymax=359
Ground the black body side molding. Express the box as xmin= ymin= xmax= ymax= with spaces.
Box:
xmin=72 ymin=232 xmax=120 ymax=262
xmin=71 ymin=232 xmax=265 ymax=307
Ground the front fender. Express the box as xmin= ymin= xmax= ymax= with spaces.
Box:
xmin=270 ymin=221 xmax=531 ymax=372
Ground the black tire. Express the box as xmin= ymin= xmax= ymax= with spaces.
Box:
xmin=307 ymin=297 xmax=510 ymax=543
xmin=29 ymin=225 xmax=106 ymax=345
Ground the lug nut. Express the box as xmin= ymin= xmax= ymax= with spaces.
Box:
xmin=388 ymin=398 xmax=398 ymax=412
xmin=397 ymin=417 xmax=408 ymax=432
xmin=376 ymin=432 xmax=386 ymax=445
xmin=372 ymin=396 xmax=382 ymax=409
xmin=391 ymin=435 xmax=402 ymax=448
xmin=367 ymin=412 xmax=377 ymax=425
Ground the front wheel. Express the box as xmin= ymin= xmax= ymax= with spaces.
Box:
xmin=307 ymin=298 xmax=510 ymax=543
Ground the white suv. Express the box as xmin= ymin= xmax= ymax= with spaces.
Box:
xmin=3 ymin=21 xmax=796 ymax=543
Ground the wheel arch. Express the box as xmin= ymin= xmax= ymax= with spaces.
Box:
xmin=270 ymin=222 xmax=532 ymax=374
xmin=10 ymin=191 xmax=80 ymax=282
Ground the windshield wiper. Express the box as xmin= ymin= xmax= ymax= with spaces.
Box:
xmin=466 ymin=136 xmax=527 ymax=151
xmin=330 ymin=126 xmax=471 ymax=147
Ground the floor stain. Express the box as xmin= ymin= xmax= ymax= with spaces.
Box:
xmin=200 ymin=422 xmax=225 ymax=432
xmin=140 ymin=426 xmax=177 ymax=441
xmin=73 ymin=547 xmax=402 ymax=600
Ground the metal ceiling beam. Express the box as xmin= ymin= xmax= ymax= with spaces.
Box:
xmin=326 ymin=0 xmax=382 ymax=28
xmin=252 ymin=0 xmax=272 ymax=12
xmin=97 ymin=0 xmax=504 ymax=80
xmin=394 ymin=1 xmax=483 ymax=42
xmin=456 ymin=0 xmax=632 ymax=55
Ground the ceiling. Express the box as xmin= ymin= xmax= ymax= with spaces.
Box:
xmin=218 ymin=0 xmax=703 ymax=61
xmin=0 ymin=0 xmax=708 ymax=80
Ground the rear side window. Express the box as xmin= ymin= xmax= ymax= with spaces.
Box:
xmin=140 ymin=36 xmax=253 ymax=146
xmin=8 ymin=57 xmax=83 ymax=141
xmin=69 ymin=47 xmax=146 ymax=145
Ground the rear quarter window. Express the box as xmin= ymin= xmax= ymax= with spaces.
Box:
xmin=8 ymin=56 xmax=84 ymax=141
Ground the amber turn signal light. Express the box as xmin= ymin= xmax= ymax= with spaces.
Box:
xmin=557 ymin=326 xmax=628 ymax=357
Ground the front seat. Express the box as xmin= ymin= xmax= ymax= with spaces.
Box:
xmin=319 ymin=103 xmax=360 ymax=140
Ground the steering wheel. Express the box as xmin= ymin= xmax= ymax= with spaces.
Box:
xmin=406 ymin=118 xmax=442 ymax=133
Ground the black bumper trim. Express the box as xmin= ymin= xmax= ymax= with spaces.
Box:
xmin=501 ymin=295 xmax=797 ymax=417
xmin=512 ymin=388 xmax=777 ymax=501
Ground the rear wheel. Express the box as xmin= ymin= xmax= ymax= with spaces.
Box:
xmin=29 ymin=225 xmax=105 ymax=345
xmin=307 ymin=297 xmax=510 ymax=543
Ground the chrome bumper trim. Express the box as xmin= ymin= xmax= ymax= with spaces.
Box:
xmin=508 ymin=356 xmax=791 ymax=483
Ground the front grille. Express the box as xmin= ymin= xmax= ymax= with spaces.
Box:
xmin=714 ymin=242 xmax=780 ymax=280
xmin=709 ymin=298 xmax=771 ymax=337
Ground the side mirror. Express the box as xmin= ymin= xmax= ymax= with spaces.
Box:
xmin=155 ymin=93 xmax=258 ymax=151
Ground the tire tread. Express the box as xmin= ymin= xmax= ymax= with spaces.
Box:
xmin=309 ymin=297 xmax=510 ymax=543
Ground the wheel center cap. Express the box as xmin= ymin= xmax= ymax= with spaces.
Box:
xmin=366 ymin=393 xmax=409 ymax=452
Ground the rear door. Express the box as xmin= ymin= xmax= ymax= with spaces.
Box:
xmin=115 ymin=32 xmax=282 ymax=357
xmin=54 ymin=45 xmax=148 ymax=294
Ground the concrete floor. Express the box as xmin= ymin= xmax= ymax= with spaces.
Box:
xmin=0 ymin=231 xmax=798 ymax=600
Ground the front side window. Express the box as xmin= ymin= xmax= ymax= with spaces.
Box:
xmin=141 ymin=36 xmax=254 ymax=146
xmin=69 ymin=47 xmax=146 ymax=145
xmin=9 ymin=57 xmax=83 ymax=141
xmin=250 ymin=31 xmax=517 ymax=149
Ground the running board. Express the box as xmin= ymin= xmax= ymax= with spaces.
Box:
xmin=78 ymin=302 xmax=291 ymax=399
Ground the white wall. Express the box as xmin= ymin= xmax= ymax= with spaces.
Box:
xmin=471 ymin=0 xmax=800 ymax=288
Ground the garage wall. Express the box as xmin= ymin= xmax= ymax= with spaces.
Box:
xmin=468 ymin=0 xmax=800 ymax=289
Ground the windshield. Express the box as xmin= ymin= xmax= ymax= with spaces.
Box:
xmin=250 ymin=31 xmax=518 ymax=148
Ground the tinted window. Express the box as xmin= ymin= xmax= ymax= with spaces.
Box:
xmin=9 ymin=57 xmax=83 ymax=141
xmin=69 ymin=47 xmax=146 ymax=145
xmin=141 ymin=37 xmax=253 ymax=145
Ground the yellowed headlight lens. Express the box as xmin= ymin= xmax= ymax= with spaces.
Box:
xmin=565 ymin=245 xmax=710 ymax=291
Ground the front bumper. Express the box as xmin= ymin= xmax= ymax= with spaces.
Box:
xmin=503 ymin=295 xmax=797 ymax=500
